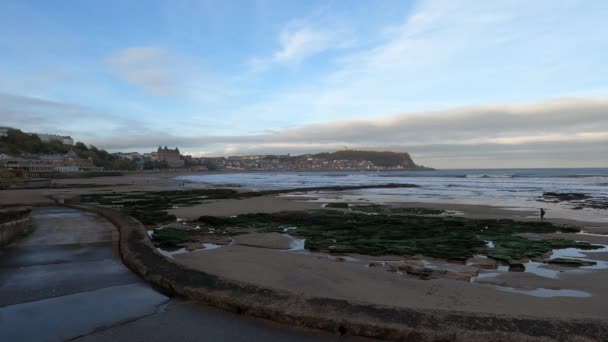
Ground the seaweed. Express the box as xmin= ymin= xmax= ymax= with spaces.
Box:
xmin=325 ymin=202 xmax=350 ymax=209
xmin=193 ymin=209 xmax=599 ymax=262
xmin=350 ymin=204 xmax=444 ymax=215
xmin=76 ymin=190 xmax=599 ymax=263
xmin=152 ymin=228 xmax=197 ymax=248
xmin=547 ymin=258 xmax=597 ymax=267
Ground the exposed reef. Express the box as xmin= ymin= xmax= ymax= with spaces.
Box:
xmin=539 ymin=192 xmax=608 ymax=210
xmin=75 ymin=183 xmax=419 ymax=225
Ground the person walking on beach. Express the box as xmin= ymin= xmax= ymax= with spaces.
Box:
xmin=540 ymin=208 xmax=546 ymax=221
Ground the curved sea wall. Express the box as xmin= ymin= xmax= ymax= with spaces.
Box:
xmin=0 ymin=207 xmax=33 ymax=246
xmin=0 ymin=178 xmax=51 ymax=189
xmin=67 ymin=204 xmax=608 ymax=341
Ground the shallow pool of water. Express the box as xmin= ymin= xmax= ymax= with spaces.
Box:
xmin=495 ymin=286 xmax=591 ymax=298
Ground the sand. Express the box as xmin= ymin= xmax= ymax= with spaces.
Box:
xmin=175 ymin=244 xmax=608 ymax=319
xmin=234 ymin=232 xmax=293 ymax=249
xmin=4 ymin=172 xmax=608 ymax=321
xmin=169 ymin=196 xmax=321 ymax=219
xmin=168 ymin=189 xmax=608 ymax=320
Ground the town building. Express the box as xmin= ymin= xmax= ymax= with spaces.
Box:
xmin=114 ymin=152 xmax=143 ymax=160
xmin=156 ymin=146 xmax=184 ymax=168
xmin=0 ymin=127 xmax=11 ymax=137
xmin=1 ymin=150 xmax=103 ymax=177
xmin=33 ymin=133 xmax=74 ymax=145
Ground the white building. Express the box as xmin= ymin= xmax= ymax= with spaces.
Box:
xmin=54 ymin=166 xmax=80 ymax=173
xmin=33 ymin=133 xmax=74 ymax=145
xmin=114 ymin=152 xmax=143 ymax=160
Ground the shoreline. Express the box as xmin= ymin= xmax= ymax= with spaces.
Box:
xmin=3 ymin=173 xmax=608 ymax=330
xmin=167 ymin=195 xmax=608 ymax=321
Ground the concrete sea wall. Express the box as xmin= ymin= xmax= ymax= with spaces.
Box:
xmin=0 ymin=207 xmax=33 ymax=247
xmin=68 ymin=204 xmax=608 ymax=341
xmin=0 ymin=178 xmax=51 ymax=189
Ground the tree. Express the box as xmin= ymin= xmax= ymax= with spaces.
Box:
xmin=143 ymin=160 xmax=154 ymax=170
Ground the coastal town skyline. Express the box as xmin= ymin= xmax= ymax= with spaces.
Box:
xmin=2 ymin=1 xmax=608 ymax=168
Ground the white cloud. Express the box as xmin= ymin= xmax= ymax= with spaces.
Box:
xmin=237 ymin=0 xmax=608 ymax=125
xmin=105 ymin=46 xmax=177 ymax=95
xmin=250 ymin=17 xmax=354 ymax=70
xmin=273 ymin=26 xmax=347 ymax=64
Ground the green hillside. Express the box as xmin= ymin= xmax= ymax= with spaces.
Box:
xmin=311 ymin=150 xmax=425 ymax=168
xmin=0 ymin=128 xmax=137 ymax=171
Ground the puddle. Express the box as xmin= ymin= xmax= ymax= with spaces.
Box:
xmin=284 ymin=234 xmax=306 ymax=251
xmin=282 ymin=234 xmax=359 ymax=261
xmin=577 ymin=231 xmax=608 ymax=237
xmin=495 ymin=286 xmax=591 ymax=298
xmin=471 ymin=243 xmax=608 ymax=297
xmin=157 ymin=243 xmax=223 ymax=258
xmin=201 ymin=243 xmax=222 ymax=250
xmin=157 ymin=248 xmax=188 ymax=258
xmin=551 ymin=244 xmax=608 ymax=258
xmin=281 ymin=226 xmax=297 ymax=233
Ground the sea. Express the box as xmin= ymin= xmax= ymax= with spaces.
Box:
xmin=176 ymin=168 xmax=608 ymax=223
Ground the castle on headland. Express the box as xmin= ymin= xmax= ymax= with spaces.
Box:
xmin=156 ymin=146 xmax=184 ymax=168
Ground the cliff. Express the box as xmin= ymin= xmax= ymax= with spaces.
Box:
xmin=311 ymin=150 xmax=431 ymax=169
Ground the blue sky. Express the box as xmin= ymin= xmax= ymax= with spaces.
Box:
xmin=1 ymin=0 xmax=607 ymax=167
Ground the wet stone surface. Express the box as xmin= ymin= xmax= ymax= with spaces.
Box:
xmin=0 ymin=207 xmax=358 ymax=341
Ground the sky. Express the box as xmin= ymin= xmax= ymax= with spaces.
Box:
xmin=1 ymin=0 xmax=607 ymax=168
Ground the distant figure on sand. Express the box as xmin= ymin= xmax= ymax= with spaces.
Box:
xmin=540 ymin=208 xmax=546 ymax=221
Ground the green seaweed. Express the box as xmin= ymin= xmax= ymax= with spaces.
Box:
xmin=76 ymin=190 xmax=596 ymax=262
xmin=193 ymin=210 xmax=596 ymax=262
xmin=547 ymin=258 xmax=597 ymax=267
xmin=325 ymin=202 xmax=350 ymax=209
xmin=350 ymin=204 xmax=445 ymax=215
xmin=152 ymin=228 xmax=198 ymax=248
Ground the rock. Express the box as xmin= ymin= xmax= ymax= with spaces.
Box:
xmin=466 ymin=257 xmax=498 ymax=269
xmin=386 ymin=266 xmax=399 ymax=273
xmin=547 ymin=258 xmax=597 ymax=267
xmin=443 ymin=267 xmax=480 ymax=281
xmin=508 ymin=263 xmax=525 ymax=272
xmin=334 ymin=257 xmax=346 ymax=262
xmin=185 ymin=243 xmax=203 ymax=252
xmin=541 ymin=192 xmax=590 ymax=202
xmin=368 ymin=262 xmax=383 ymax=268
xmin=399 ymin=265 xmax=443 ymax=280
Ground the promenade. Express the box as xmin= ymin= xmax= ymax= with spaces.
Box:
xmin=0 ymin=207 xmax=355 ymax=341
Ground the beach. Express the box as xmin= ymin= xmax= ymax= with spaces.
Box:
xmin=165 ymin=193 xmax=608 ymax=320
xmin=3 ymin=169 xmax=608 ymax=325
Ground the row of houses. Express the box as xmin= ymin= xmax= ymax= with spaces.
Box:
xmin=0 ymin=150 xmax=102 ymax=177
xmin=0 ymin=127 xmax=74 ymax=145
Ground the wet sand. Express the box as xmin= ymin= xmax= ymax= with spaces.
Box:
xmin=234 ymin=232 xmax=293 ymax=249
xmin=168 ymin=189 xmax=608 ymax=320
xmin=169 ymin=196 xmax=321 ymax=219
xmin=175 ymin=244 xmax=608 ymax=319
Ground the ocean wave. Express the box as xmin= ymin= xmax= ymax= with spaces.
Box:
xmin=465 ymin=174 xmax=513 ymax=179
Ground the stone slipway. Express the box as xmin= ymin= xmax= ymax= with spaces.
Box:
xmin=70 ymin=204 xmax=608 ymax=341
xmin=0 ymin=206 xmax=343 ymax=341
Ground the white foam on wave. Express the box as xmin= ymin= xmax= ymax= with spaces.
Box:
xmin=465 ymin=174 xmax=513 ymax=179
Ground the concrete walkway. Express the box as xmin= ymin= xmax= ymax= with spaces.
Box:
xmin=0 ymin=207 xmax=360 ymax=341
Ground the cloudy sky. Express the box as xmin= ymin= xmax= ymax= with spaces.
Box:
xmin=1 ymin=0 xmax=607 ymax=168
